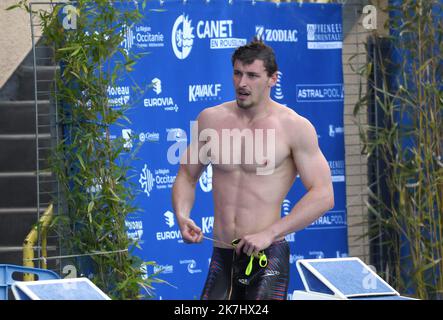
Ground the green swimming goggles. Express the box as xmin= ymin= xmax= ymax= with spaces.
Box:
xmin=231 ymin=239 xmax=268 ymax=276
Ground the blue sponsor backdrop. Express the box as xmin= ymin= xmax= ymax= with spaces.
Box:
xmin=109 ymin=0 xmax=348 ymax=299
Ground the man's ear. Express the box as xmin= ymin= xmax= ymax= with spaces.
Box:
xmin=268 ymin=72 xmax=278 ymax=87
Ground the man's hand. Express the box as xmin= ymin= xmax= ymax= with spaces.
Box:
xmin=235 ymin=230 xmax=274 ymax=256
xmin=178 ymin=217 xmax=203 ymax=244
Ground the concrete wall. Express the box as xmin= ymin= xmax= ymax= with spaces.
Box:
xmin=342 ymin=0 xmax=388 ymax=263
xmin=0 ymin=0 xmax=33 ymax=89
xmin=0 ymin=1 xmax=59 ymax=90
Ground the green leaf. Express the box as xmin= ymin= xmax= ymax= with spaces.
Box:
xmin=76 ymin=154 xmax=86 ymax=171
xmin=6 ymin=4 xmax=21 ymax=10
xmin=87 ymin=201 xmax=94 ymax=214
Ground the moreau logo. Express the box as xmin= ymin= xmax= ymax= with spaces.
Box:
xmin=172 ymin=15 xmax=195 ymax=59
xmin=125 ymin=220 xmax=143 ymax=242
xmin=107 ymin=85 xmax=130 ymax=107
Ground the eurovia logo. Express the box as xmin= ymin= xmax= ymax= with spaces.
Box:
xmin=144 ymin=77 xmax=179 ymax=112
xmin=172 ymin=15 xmax=194 ymax=60
xmin=151 ymin=78 xmax=162 ymax=95
xmin=164 ymin=210 xmax=175 ymax=228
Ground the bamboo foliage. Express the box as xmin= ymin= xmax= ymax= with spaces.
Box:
xmin=9 ymin=0 xmax=164 ymax=299
xmin=353 ymin=0 xmax=442 ymax=299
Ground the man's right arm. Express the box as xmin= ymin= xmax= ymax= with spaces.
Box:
xmin=172 ymin=111 xmax=210 ymax=243
xmin=172 ymin=162 xmax=205 ymax=243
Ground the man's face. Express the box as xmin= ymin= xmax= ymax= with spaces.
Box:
xmin=233 ymin=59 xmax=276 ymax=109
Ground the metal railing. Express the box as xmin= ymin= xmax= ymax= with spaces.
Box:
xmin=29 ymin=2 xmax=62 ymax=274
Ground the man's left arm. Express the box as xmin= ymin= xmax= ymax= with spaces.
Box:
xmin=236 ymin=116 xmax=334 ymax=256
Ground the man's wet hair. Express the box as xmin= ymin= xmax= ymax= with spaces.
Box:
xmin=231 ymin=38 xmax=278 ymax=77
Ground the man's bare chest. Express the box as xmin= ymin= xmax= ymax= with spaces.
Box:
xmin=200 ymin=123 xmax=291 ymax=174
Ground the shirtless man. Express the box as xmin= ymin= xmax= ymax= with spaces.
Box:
xmin=172 ymin=40 xmax=334 ymax=300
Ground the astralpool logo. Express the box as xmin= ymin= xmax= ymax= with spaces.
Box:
xmin=172 ymin=15 xmax=194 ymax=59
xmin=296 ymin=84 xmax=344 ymax=103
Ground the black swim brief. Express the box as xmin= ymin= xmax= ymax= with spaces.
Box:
xmin=201 ymin=240 xmax=290 ymax=300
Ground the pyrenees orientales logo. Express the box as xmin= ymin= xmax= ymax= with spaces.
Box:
xmin=172 ymin=14 xmax=194 ymax=60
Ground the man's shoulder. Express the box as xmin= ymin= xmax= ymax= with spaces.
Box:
xmin=274 ymin=103 xmax=308 ymax=127
xmin=198 ymin=101 xmax=234 ymax=119
xmin=273 ymin=103 xmax=317 ymax=145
